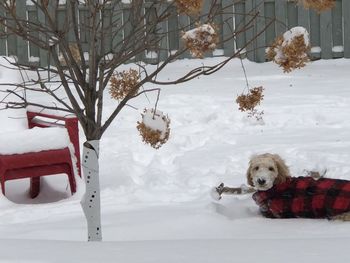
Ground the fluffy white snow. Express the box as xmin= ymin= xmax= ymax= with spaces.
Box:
xmin=28 ymin=56 xmax=40 ymax=63
xmin=142 ymin=109 xmax=169 ymax=139
xmin=311 ymin=46 xmax=322 ymax=53
xmin=145 ymin=51 xmax=158 ymax=59
xmin=283 ymin=26 xmax=310 ymax=46
xmin=183 ymin=24 xmax=216 ymax=39
xmin=0 ymin=56 xmax=21 ymax=84
xmin=0 ymin=127 xmax=71 ymax=155
xmin=0 ymin=57 xmax=350 ymax=262
xmin=213 ymin=49 xmax=224 ymax=56
xmin=332 ymin=45 xmax=344 ymax=52
xmin=26 ymin=105 xmax=76 ymax=118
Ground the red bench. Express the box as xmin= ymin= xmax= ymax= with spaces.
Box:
xmin=0 ymin=109 xmax=81 ymax=198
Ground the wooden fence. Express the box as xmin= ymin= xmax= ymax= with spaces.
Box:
xmin=246 ymin=0 xmax=350 ymax=62
xmin=0 ymin=0 xmax=349 ymax=66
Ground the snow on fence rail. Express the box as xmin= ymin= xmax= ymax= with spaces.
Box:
xmin=0 ymin=0 xmax=349 ymax=65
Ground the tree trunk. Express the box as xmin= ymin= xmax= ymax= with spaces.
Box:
xmin=81 ymin=140 xmax=102 ymax=241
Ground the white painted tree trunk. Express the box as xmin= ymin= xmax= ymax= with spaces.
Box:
xmin=81 ymin=140 xmax=102 ymax=241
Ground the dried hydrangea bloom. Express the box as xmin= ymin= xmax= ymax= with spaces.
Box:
xmin=182 ymin=23 xmax=219 ymax=58
xmin=137 ymin=109 xmax=170 ymax=149
xmin=299 ymin=0 xmax=335 ymax=13
xmin=267 ymin=26 xmax=310 ymax=73
xmin=236 ymin=86 xmax=264 ymax=121
xmin=109 ymin=69 xmax=140 ymax=100
xmin=175 ymin=0 xmax=203 ymax=16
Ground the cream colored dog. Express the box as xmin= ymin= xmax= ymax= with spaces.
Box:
xmin=246 ymin=153 xmax=290 ymax=191
xmin=213 ymin=153 xmax=350 ymax=220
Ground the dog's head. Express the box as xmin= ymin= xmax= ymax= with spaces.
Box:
xmin=246 ymin=153 xmax=290 ymax=191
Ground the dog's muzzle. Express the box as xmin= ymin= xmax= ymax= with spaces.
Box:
xmin=253 ymin=172 xmax=275 ymax=191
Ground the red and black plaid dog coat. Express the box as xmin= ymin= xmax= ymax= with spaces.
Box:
xmin=252 ymin=176 xmax=350 ymax=219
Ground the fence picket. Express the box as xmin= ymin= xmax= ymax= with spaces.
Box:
xmin=167 ymin=7 xmax=179 ymax=52
xmin=0 ymin=7 xmax=6 ymax=56
xmin=213 ymin=1 xmax=224 ymax=52
xmin=275 ymin=0 xmax=287 ymax=36
xmin=297 ymin=4 xmax=310 ymax=34
xmin=287 ymin=1 xmax=298 ymax=28
xmin=332 ymin=0 xmax=343 ymax=58
xmin=6 ymin=11 xmax=17 ymax=58
xmin=102 ymin=7 xmax=113 ymax=54
xmin=343 ymin=0 xmax=350 ymax=58
xmin=111 ymin=4 xmax=124 ymax=54
xmin=37 ymin=8 xmax=48 ymax=67
xmin=222 ymin=0 xmax=234 ymax=56
xmin=233 ymin=1 xmax=246 ymax=52
xmin=309 ymin=10 xmax=321 ymax=59
xmin=157 ymin=4 xmax=168 ymax=62
xmin=320 ymin=10 xmax=333 ymax=59
xmin=15 ymin=1 xmax=28 ymax=64
xmin=27 ymin=7 xmax=40 ymax=60
xmin=245 ymin=0 xmax=255 ymax=61
xmin=178 ymin=14 xmax=190 ymax=59
xmin=256 ymin=0 xmax=266 ymax=62
xmin=78 ymin=7 xmax=90 ymax=53
xmin=264 ymin=1 xmax=275 ymax=47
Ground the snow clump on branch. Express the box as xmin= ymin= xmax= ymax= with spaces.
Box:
xmin=267 ymin=26 xmax=310 ymax=73
xmin=182 ymin=23 xmax=219 ymax=58
xmin=137 ymin=109 xmax=170 ymax=149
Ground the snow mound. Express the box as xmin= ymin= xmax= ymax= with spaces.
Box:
xmin=0 ymin=56 xmax=21 ymax=85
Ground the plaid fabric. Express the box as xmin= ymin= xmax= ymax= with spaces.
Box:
xmin=252 ymin=176 xmax=350 ymax=219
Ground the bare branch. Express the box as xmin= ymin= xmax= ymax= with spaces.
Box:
xmin=0 ymin=0 xmax=271 ymax=141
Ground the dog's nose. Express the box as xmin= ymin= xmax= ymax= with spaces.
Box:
xmin=257 ymin=178 xmax=266 ymax=186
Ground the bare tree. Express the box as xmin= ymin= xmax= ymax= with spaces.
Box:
xmin=0 ymin=0 xmax=271 ymax=241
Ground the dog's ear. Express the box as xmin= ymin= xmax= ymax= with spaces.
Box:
xmin=246 ymin=162 xmax=254 ymax=187
xmin=272 ymin=154 xmax=290 ymax=184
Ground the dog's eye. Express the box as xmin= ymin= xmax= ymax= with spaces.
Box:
xmin=254 ymin=166 xmax=259 ymax=171
xmin=269 ymin=167 xmax=275 ymax=171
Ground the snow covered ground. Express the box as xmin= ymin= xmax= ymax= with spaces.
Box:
xmin=1 ymin=57 xmax=350 ymax=262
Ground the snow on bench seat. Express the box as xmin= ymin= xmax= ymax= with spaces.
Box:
xmin=0 ymin=127 xmax=71 ymax=155
xmin=26 ymin=106 xmax=76 ymax=119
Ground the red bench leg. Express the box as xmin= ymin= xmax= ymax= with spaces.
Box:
xmin=30 ymin=177 xmax=41 ymax=198
xmin=66 ymin=165 xmax=76 ymax=195
xmin=0 ymin=168 xmax=5 ymax=195
xmin=1 ymin=180 xmax=5 ymax=195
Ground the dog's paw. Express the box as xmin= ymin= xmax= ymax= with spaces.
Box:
xmin=210 ymin=186 xmax=222 ymax=201
xmin=240 ymin=184 xmax=250 ymax=194
xmin=304 ymin=169 xmax=327 ymax=180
